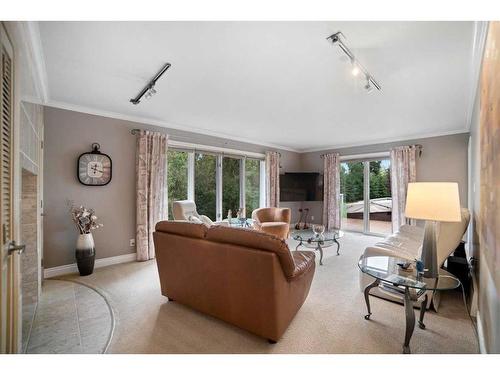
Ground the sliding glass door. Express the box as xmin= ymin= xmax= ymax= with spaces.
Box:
xmin=245 ymin=158 xmax=261 ymax=218
xmin=340 ymin=158 xmax=392 ymax=235
xmin=340 ymin=161 xmax=365 ymax=232
xmin=194 ymin=152 xmax=217 ymax=220
xmin=222 ymin=156 xmax=241 ymax=218
xmin=368 ymin=160 xmax=392 ymax=235
xmin=167 ymin=149 xmax=189 ymax=220
xmin=167 ymin=148 xmax=265 ymax=221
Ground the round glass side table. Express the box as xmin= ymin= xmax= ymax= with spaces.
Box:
xmin=358 ymin=255 xmax=461 ymax=354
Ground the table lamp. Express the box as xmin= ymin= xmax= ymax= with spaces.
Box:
xmin=405 ymin=182 xmax=461 ymax=278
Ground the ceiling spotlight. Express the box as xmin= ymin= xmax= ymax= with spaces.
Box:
xmin=144 ymin=86 xmax=157 ymax=100
xmin=364 ymin=79 xmax=373 ymax=93
xmin=130 ymin=63 xmax=171 ymax=105
xmin=327 ymin=31 xmax=381 ymax=92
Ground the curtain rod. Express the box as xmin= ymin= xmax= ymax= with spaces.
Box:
xmin=132 ymin=128 xmax=281 ymax=157
xmin=320 ymin=144 xmax=423 ymax=158
xmin=131 ymin=129 xmax=265 ymax=159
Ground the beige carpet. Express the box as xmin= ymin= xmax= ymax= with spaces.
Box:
xmin=60 ymin=232 xmax=478 ymax=354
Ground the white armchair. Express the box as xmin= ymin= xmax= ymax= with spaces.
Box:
xmin=359 ymin=208 xmax=470 ymax=311
xmin=171 ymin=200 xmax=228 ymax=226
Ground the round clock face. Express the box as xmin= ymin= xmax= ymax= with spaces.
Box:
xmin=78 ymin=152 xmax=112 ymax=186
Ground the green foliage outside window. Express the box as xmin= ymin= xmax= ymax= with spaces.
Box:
xmin=245 ymin=159 xmax=260 ymax=218
xmin=222 ymin=157 xmax=240 ymax=218
xmin=340 ymin=160 xmax=391 ymax=204
xmin=195 ymin=153 xmax=217 ymax=220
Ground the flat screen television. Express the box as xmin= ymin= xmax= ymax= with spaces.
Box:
xmin=280 ymin=172 xmax=323 ymax=202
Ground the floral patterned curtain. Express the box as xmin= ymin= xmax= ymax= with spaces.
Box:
xmin=265 ymin=151 xmax=280 ymax=207
xmin=322 ymin=153 xmax=341 ymax=230
xmin=390 ymin=145 xmax=418 ymax=232
xmin=136 ymin=130 xmax=168 ymax=261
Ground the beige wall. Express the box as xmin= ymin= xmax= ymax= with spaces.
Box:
xmin=296 ymin=133 xmax=470 ymax=226
xmin=43 ymin=106 xmax=300 ymax=268
xmin=43 ymin=106 xmax=471 ymax=268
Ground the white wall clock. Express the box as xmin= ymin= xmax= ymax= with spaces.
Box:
xmin=77 ymin=143 xmax=112 ymax=186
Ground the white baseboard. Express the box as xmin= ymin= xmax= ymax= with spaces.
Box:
xmin=476 ymin=310 xmax=487 ymax=354
xmin=44 ymin=253 xmax=137 ymax=279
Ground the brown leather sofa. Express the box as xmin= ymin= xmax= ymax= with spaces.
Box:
xmin=153 ymin=221 xmax=315 ymax=343
xmin=252 ymin=207 xmax=291 ymax=239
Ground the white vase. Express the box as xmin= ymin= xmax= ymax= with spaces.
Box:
xmin=76 ymin=233 xmax=95 ymax=251
xmin=76 ymin=233 xmax=95 ymax=276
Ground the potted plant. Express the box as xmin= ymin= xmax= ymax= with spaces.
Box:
xmin=70 ymin=205 xmax=103 ymax=276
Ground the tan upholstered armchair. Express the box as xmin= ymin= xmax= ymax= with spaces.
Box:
xmin=252 ymin=207 xmax=291 ymax=239
xmin=172 ymin=200 xmax=228 ymax=226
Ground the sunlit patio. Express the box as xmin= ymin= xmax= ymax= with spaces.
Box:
xmin=342 ymin=218 xmax=392 ymax=235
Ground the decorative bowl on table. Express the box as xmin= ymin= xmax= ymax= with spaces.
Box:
xmin=312 ymin=224 xmax=325 ymax=240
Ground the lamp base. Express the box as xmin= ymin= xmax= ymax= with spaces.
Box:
xmin=421 ymin=221 xmax=438 ymax=279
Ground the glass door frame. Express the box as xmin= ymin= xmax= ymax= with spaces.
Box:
xmin=340 ymin=152 xmax=391 ymax=237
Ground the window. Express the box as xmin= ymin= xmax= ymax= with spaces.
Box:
xmin=222 ymin=156 xmax=241 ymax=218
xmin=194 ymin=152 xmax=217 ymax=220
xmin=245 ymin=158 xmax=261 ymax=218
xmin=166 ymin=145 xmax=265 ymax=222
xmin=167 ymin=150 xmax=189 ymax=219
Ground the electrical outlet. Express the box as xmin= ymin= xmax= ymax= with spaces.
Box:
xmin=130 ymin=239 xmax=136 ymax=247
xmin=311 ymin=215 xmax=315 ymax=221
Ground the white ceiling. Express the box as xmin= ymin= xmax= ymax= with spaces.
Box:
xmin=38 ymin=21 xmax=477 ymax=152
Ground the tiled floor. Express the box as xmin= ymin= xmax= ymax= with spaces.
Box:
xmin=25 ymin=279 xmax=113 ymax=354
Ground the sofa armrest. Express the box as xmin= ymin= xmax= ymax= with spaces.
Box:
xmin=280 ymin=208 xmax=291 ymax=225
xmin=361 ymin=246 xmax=414 ymax=261
xmin=290 ymin=251 xmax=315 ymax=279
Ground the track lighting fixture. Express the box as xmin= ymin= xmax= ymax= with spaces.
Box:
xmin=327 ymin=31 xmax=381 ymax=92
xmin=130 ymin=63 xmax=171 ymax=105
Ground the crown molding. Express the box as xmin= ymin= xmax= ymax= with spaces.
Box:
xmin=297 ymin=128 xmax=470 ymax=153
xmin=26 ymin=96 xmax=471 ymax=155
xmin=16 ymin=21 xmax=49 ymax=103
xmin=35 ymin=99 xmax=301 ymax=153
xmin=466 ymin=21 xmax=488 ymax=131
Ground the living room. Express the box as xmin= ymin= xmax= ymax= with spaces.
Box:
xmin=1 ymin=0 xmax=499 ymax=372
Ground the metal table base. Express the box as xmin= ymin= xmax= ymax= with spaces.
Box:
xmin=295 ymin=236 xmax=341 ymax=266
xmin=363 ymin=280 xmax=428 ymax=354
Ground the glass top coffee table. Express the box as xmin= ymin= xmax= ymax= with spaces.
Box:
xmin=291 ymin=228 xmax=344 ymax=265
xmin=225 ymin=218 xmax=254 ymax=228
xmin=358 ymin=256 xmax=461 ymax=354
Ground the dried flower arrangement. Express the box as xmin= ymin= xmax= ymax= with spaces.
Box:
xmin=70 ymin=205 xmax=103 ymax=234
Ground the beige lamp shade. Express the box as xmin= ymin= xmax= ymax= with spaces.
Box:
xmin=405 ymin=182 xmax=461 ymax=222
